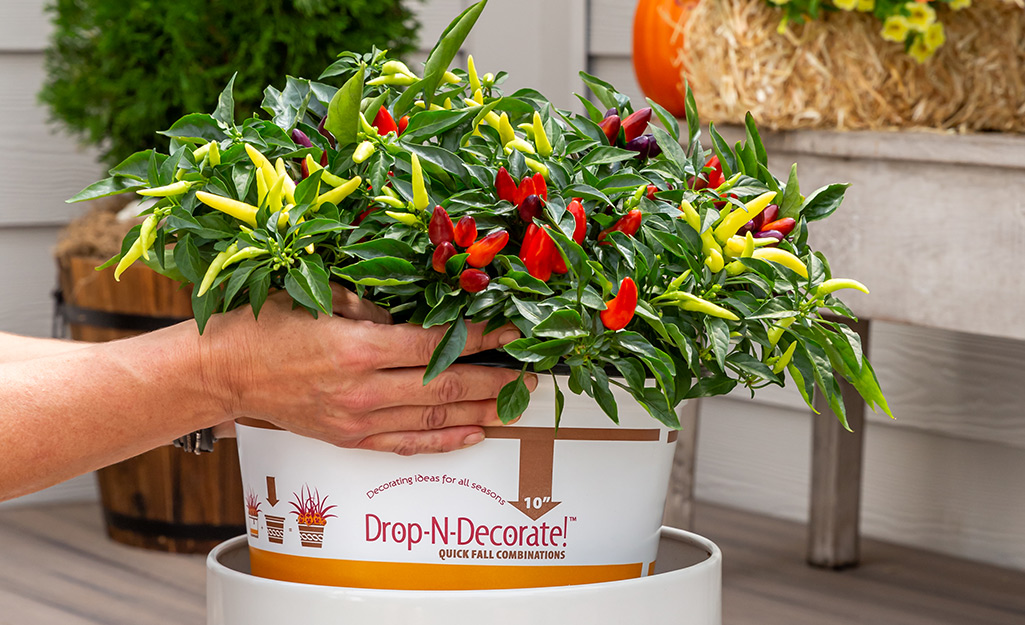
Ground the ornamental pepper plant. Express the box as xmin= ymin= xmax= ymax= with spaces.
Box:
xmin=73 ymin=0 xmax=890 ymax=429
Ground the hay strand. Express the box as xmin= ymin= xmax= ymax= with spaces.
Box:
xmin=680 ymin=0 xmax=1025 ymax=133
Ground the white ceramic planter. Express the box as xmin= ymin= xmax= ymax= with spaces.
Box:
xmin=208 ymin=527 xmax=722 ymax=625
xmin=234 ymin=374 xmax=680 ymax=589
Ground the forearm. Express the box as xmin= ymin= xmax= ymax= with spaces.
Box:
xmin=0 ymin=323 xmax=229 ymax=501
xmin=0 ymin=332 xmax=89 ymax=364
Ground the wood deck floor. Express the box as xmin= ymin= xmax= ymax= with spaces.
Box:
xmin=1 ymin=501 xmax=1022 ymax=624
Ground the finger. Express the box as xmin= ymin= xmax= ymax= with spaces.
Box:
xmin=364 ymin=365 xmax=535 ymax=409
xmin=359 ymin=320 xmax=521 ymax=369
xmin=331 ymin=282 xmax=392 ymax=324
xmin=355 ymin=426 xmax=488 ymax=456
xmin=356 ymin=400 xmax=502 ymax=437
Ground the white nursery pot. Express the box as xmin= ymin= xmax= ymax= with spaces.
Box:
xmin=234 ymin=374 xmax=680 ymax=590
xmin=207 ymin=528 xmax=722 ymax=625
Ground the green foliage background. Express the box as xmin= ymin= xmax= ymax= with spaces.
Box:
xmin=40 ymin=0 xmax=419 ymax=167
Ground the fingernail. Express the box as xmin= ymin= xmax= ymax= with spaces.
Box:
xmin=463 ymin=432 xmax=485 ymax=447
xmin=525 ymin=373 xmax=539 ymax=391
xmin=499 ymin=330 xmax=520 ymax=345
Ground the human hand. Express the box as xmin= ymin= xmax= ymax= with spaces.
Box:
xmin=202 ymin=285 xmax=535 ymax=455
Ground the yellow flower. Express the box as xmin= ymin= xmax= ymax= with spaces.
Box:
xmin=881 ymin=16 xmax=912 ymax=42
xmin=924 ymin=22 xmax=946 ymax=50
xmin=905 ymin=3 xmax=937 ymax=32
xmin=908 ymin=36 xmax=934 ymax=63
xmin=857 ymin=0 xmax=875 ymax=11
xmin=833 ymin=0 xmax=859 ymax=10
xmin=950 ymin=0 xmax=971 ymax=9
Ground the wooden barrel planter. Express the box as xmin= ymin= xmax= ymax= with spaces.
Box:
xmin=58 ymin=255 xmax=246 ymax=553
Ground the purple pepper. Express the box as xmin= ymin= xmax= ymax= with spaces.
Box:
xmin=624 ymin=135 xmax=652 ymax=160
xmin=647 ymin=135 xmax=662 ymax=159
xmin=604 ymin=107 xmax=619 ymax=119
xmin=316 ymin=116 xmax=336 ymax=148
xmin=518 ymin=194 xmax=543 ymax=223
xmin=755 ymin=230 xmax=784 ymax=245
xmin=291 ymin=128 xmax=314 ymax=149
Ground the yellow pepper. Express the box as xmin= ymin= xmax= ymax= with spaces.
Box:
xmin=813 ymin=278 xmax=870 ymax=297
xmin=197 ymin=243 xmax=238 ymax=297
xmin=137 ymin=180 xmax=193 ymax=197
xmin=524 ymin=158 xmax=549 ymax=178
xmin=713 ymin=191 xmax=777 ymax=244
xmin=498 ymin=113 xmax=516 ymax=146
xmin=467 ymin=55 xmax=481 ymax=94
xmin=532 ymin=111 xmax=553 ymax=158
xmin=303 ymin=155 xmax=346 ymax=187
xmin=244 ymin=144 xmax=273 ymax=172
xmin=504 ymin=138 xmax=536 ymax=155
xmin=353 ymin=141 xmax=375 ymax=164
xmin=313 ymin=176 xmax=362 ymax=210
xmin=767 ymin=316 xmax=796 ymax=348
xmin=751 ymin=247 xmax=808 ymax=278
xmin=411 ymin=154 xmax=429 ymax=212
xmin=385 ymin=210 xmax=420 ymax=226
xmin=772 ymin=341 xmax=798 ymax=374
xmin=196 ymin=191 xmax=258 ymax=227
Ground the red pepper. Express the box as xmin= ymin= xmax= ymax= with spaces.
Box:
xmin=515 ymin=176 xmax=537 ymax=206
xmin=453 ymin=215 xmax=477 ymax=248
xmin=622 ymin=108 xmax=652 ymax=143
xmin=459 ymin=269 xmax=490 ymax=293
xmin=693 ymin=156 xmax=722 ymax=191
xmin=320 ymin=150 xmax=329 ymax=168
xmin=598 ymin=115 xmax=621 ymax=145
xmin=752 ymin=204 xmax=779 ymax=231
xmin=354 ymin=205 xmax=382 ymax=225
xmin=760 ymin=217 xmax=795 ymax=237
xmin=317 ymin=116 xmax=336 ymax=149
xmin=600 ymin=277 xmax=638 ymax=331
xmin=598 ymin=209 xmax=642 ymax=242
xmin=495 ymin=167 xmax=517 ymax=203
xmin=466 ymin=229 xmax=509 ymax=268
xmin=428 ymin=206 xmax=455 ymax=246
xmin=373 ymin=106 xmax=398 ymax=136
xmin=520 ymin=224 xmax=554 ymax=282
xmin=532 ymin=173 xmax=547 ymax=202
xmin=398 ymin=115 xmax=410 ymax=135
xmin=432 ymin=242 xmax=456 ymax=273
xmin=646 ymin=185 xmax=658 ymax=201
xmin=301 ymin=158 xmax=310 ymax=180
xmin=567 ymin=198 xmax=587 ymax=244
xmin=518 ymin=194 xmax=542 ymax=223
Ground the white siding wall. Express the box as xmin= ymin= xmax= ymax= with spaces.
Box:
xmin=2 ymin=0 xmax=1024 ymax=573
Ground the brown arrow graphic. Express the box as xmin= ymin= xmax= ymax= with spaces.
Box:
xmin=484 ymin=427 xmax=661 ymax=520
xmin=266 ymin=476 xmax=279 ymax=507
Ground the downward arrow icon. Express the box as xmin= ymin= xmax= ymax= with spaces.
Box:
xmin=507 ymin=435 xmax=561 ymax=521
xmin=266 ymin=476 xmax=279 ymax=507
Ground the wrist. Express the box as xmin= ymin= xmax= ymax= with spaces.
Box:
xmin=189 ymin=313 xmax=250 ymax=422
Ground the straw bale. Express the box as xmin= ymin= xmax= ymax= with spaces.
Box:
xmin=680 ymin=0 xmax=1025 ymax=133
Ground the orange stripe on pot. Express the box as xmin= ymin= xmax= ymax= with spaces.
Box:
xmin=667 ymin=430 xmax=679 ymax=444
xmin=483 ymin=427 xmax=660 ymax=442
xmin=249 ymin=547 xmax=644 ymax=590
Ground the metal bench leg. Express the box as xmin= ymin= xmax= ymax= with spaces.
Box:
xmin=808 ymin=318 xmax=869 ymax=569
xmin=664 ymin=399 xmax=700 ymax=531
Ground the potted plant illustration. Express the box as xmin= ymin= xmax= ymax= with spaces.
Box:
xmin=71 ymin=0 xmax=889 ymax=591
xmin=245 ymin=489 xmax=262 ymax=538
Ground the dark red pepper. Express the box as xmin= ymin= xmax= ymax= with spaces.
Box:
xmin=453 ymin=215 xmax=477 ymax=248
xmin=432 ymin=242 xmax=456 ymax=273
xmin=567 ymin=198 xmax=587 ymax=244
xmin=694 ymin=156 xmax=722 ymax=191
xmin=291 ymin=129 xmax=314 ymax=149
xmin=459 ymin=269 xmax=490 ymax=293
xmin=515 ymin=176 xmax=537 ymax=206
xmin=495 ymin=167 xmax=517 ymax=203
xmin=520 ymin=224 xmax=554 ymax=282
xmin=600 ymin=277 xmax=638 ymax=331
xmin=598 ymin=209 xmax=642 ymax=242
xmin=398 ymin=115 xmax=410 ymax=135
xmin=428 ymin=206 xmax=455 ymax=246
xmin=518 ymin=194 xmax=542 ymax=223
xmin=760 ymin=217 xmax=795 ymax=237
xmin=752 ymin=204 xmax=779 ymax=231
xmin=301 ymin=158 xmax=311 ymax=180
xmin=598 ymin=115 xmax=621 ymax=146
xmin=646 ymin=185 xmax=658 ymax=201
xmin=466 ymin=229 xmax=509 ymax=268
xmin=622 ymin=108 xmax=652 ymax=143
xmin=320 ymin=150 xmax=329 ymax=167
xmin=317 ymin=116 xmax=336 ymax=149
xmin=373 ymin=106 xmax=398 ymax=136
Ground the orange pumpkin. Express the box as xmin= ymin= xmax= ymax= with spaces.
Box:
xmin=632 ymin=0 xmax=698 ymax=118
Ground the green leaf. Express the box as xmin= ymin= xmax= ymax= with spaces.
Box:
xmin=157 ymin=113 xmax=225 ymax=142
xmin=332 ymin=257 xmax=421 ymax=286
xmin=401 ymin=108 xmax=477 ymax=142
xmin=532 ymin=310 xmax=587 ymax=339
xmin=324 ymin=64 xmax=365 ymax=147
xmin=579 ymin=71 xmax=629 ymax=112
xmin=424 ymin=293 xmax=464 ymax=328
xmin=612 ymin=357 xmax=646 ymax=390
xmin=704 ymin=317 xmax=730 ymax=371
xmin=340 ymin=239 xmax=416 ymax=261
xmin=589 ymin=366 xmax=619 ymax=423
xmin=497 ymin=369 xmax=530 ymax=424
xmin=424 ymin=319 xmax=469 ymax=385
xmin=497 ymin=270 xmax=554 ymax=296
xmin=285 ymin=267 xmax=325 ymax=314
xmin=778 ymin=164 xmax=802 ymax=220
xmin=422 ymin=0 xmax=489 ymax=107
xmin=613 ymin=331 xmax=659 ymax=360
xmin=744 ymin=112 xmax=767 ymax=166
xmin=684 ymin=84 xmax=700 ymax=146
xmin=552 ymin=373 xmax=565 ymax=431
xmin=579 ymin=146 xmax=640 ymax=167
xmin=191 ymin=285 xmax=221 ymax=335
xmin=650 ymin=127 xmax=687 ymax=178
xmin=66 ymin=176 xmax=144 ymax=203
xmin=708 ymin=123 xmax=737 ymax=179
xmin=801 ymin=183 xmax=851 ymax=221
xmin=172 ymin=234 xmax=204 ymax=285
xmin=502 ymin=338 xmax=547 ymax=362
xmin=223 ymin=261 xmax=259 ymax=311
xmin=686 ymin=375 xmax=737 ymax=399
xmin=212 ymin=73 xmax=237 ymax=129
xmin=647 ymin=97 xmax=680 ymax=142
xmin=248 ymin=267 xmax=272 ymax=319
xmin=529 ymin=338 xmax=576 ymax=358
